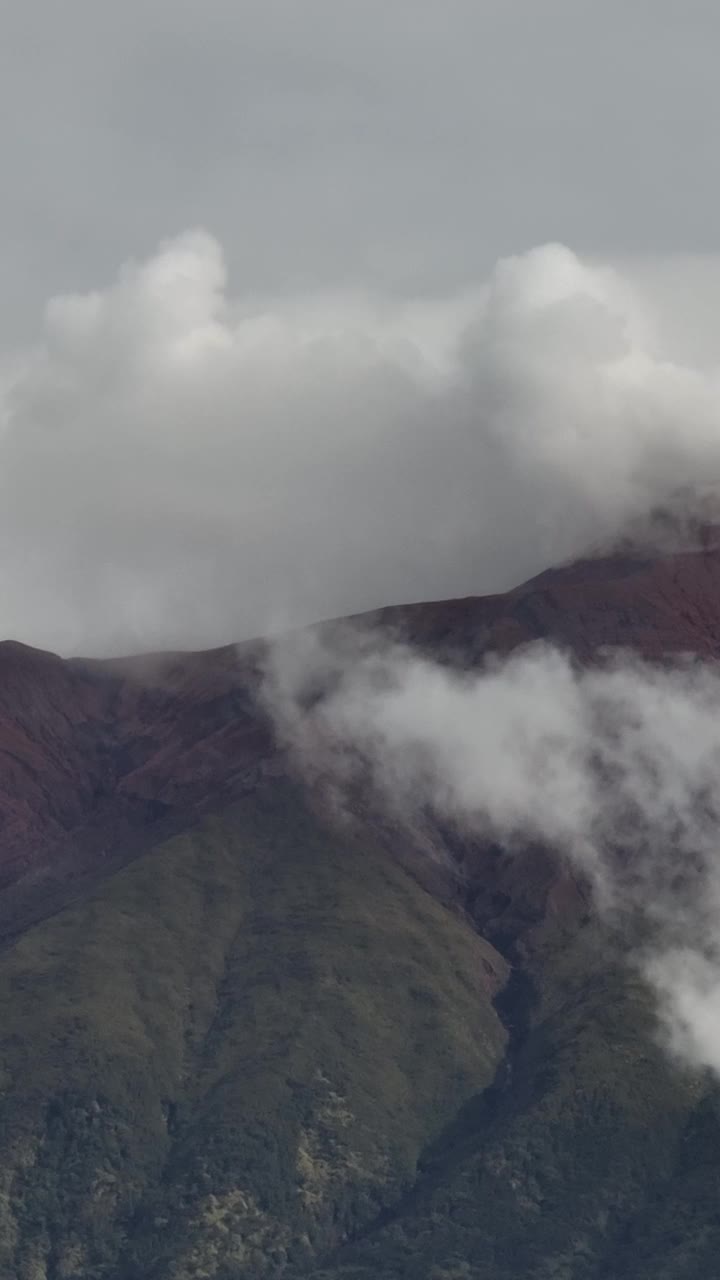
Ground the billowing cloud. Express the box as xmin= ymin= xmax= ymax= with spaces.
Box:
xmin=3 ymin=232 xmax=720 ymax=654
xmin=264 ymin=628 xmax=720 ymax=1076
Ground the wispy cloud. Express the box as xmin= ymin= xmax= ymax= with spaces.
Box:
xmin=265 ymin=627 xmax=720 ymax=1075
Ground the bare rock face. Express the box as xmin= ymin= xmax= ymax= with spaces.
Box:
xmin=365 ymin=542 xmax=720 ymax=663
xmin=0 ymin=641 xmax=114 ymax=884
xmin=1 ymin=540 xmax=720 ymax=942
xmin=0 ymin=640 xmax=278 ymax=938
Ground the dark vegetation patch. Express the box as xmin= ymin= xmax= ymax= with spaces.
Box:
xmin=0 ymin=784 xmax=505 ymax=1279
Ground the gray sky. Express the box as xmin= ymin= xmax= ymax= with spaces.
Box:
xmin=3 ymin=0 xmax=720 ymax=654
xmin=2 ymin=0 xmax=718 ymax=336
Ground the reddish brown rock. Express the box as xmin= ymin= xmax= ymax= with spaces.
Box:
xmin=365 ymin=543 xmax=720 ymax=663
xmin=1 ymin=539 xmax=719 ymax=943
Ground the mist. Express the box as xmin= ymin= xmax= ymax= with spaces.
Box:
xmin=264 ymin=627 xmax=720 ymax=1078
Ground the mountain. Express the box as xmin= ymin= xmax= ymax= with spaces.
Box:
xmin=0 ymin=544 xmax=719 ymax=1278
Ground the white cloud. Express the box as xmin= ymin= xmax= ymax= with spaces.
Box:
xmin=3 ymin=233 xmax=720 ymax=653
xmin=264 ymin=629 xmax=720 ymax=1076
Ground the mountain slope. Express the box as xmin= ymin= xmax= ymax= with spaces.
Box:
xmin=5 ymin=538 xmax=720 ymax=920
xmin=362 ymin=540 xmax=720 ymax=662
xmin=0 ymin=543 xmax=719 ymax=1277
xmin=0 ymin=783 xmax=506 ymax=1280
xmin=315 ymin=925 xmax=715 ymax=1280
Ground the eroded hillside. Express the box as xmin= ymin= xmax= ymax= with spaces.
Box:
xmin=0 ymin=543 xmax=719 ymax=1277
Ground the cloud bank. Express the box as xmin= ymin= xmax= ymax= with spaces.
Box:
xmin=265 ymin=629 xmax=720 ymax=1077
xmin=3 ymin=232 xmax=720 ymax=653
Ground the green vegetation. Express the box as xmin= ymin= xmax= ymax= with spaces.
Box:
xmin=0 ymin=783 xmax=506 ymax=1279
xmin=0 ymin=782 xmax=719 ymax=1279
xmin=317 ymin=928 xmax=717 ymax=1280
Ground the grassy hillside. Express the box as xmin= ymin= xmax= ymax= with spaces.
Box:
xmin=317 ymin=925 xmax=716 ymax=1280
xmin=1 ymin=780 xmax=719 ymax=1280
xmin=0 ymin=783 xmax=507 ymax=1280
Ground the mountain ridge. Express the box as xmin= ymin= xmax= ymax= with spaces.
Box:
xmin=0 ymin=541 xmax=718 ymax=1276
xmin=0 ymin=536 xmax=713 ymax=946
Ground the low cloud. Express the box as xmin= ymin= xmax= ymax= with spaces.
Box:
xmin=3 ymin=233 xmax=720 ymax=653
xmin=264 ymin=628 xmax=720 ymax=1076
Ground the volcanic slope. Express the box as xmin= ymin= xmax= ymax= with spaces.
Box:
xmin=0 ymin=543 xmax=718 ymax=1276
xmin=0 ymin=784 xmax=507 ymax=1280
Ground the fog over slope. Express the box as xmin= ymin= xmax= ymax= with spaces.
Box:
xmin=7 ymin=224 xmax=720 ymax=1078
xmin=264 ymin=629 xmax=720 ymax=1081
xmin=3 ymin=234 xmax=720 ymax=654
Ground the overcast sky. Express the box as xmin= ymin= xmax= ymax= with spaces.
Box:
xmin=3 ymin=0 xmax=718 ymax=335
xmin=3 ymin=0 xmax=720 ymax=653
